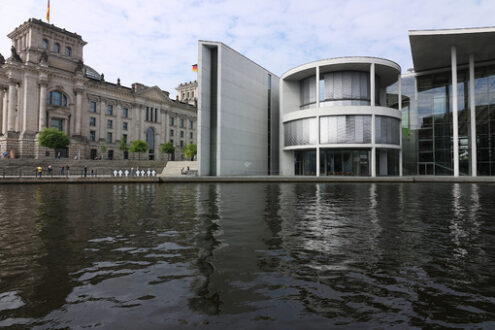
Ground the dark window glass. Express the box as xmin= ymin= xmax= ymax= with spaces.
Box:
xmin=54 ymin=43 xmax=60 ymax=53
xmin=123 ymin=122 xmax=128 ymax=130
xmin=180 ymin=131 xmax=184 ymax=138
xmin=180 ymin=140 xmax=184 ymax=147
xmin=123 ymin=134 xmax=127 ymax=143
xmin=146 ymin=107 xmax=149 ymax=121
xmin=90 ymin=117 xmax=96 ymax=126
xmin=190 ymin=120 xmax=193 ymax=129
xmin=180 ymin=119 xmax=185 ymax=128
xmin=190 ymin=132 xmax=193 ymax=139
xmin=107 ymin=132 xmax=112 ymax=143
xmin=107 ymin=105 xmax=113 ymax=116
xmin=90 ymin=101 xmax=96 ymax=113
xmin=50 ymin=118 xmax=63 ymax=131
xmin=90 ymin=130 xmax=96 ymax=141
xmin=107 ymin=120 xmax=113 ymax=129
xmin=122 ymin=108 xmax=128 ymax=118
xmin=170 ymin=129 xmax=174 ymax=136
xmin=155 ymin=109 xmax=158 ymax=122
xmin=42 ymin=39 xmax=48 ymax=49
xmin=170 ymin=117 xmax=174 ymax=126
xmin=65 ymin=47 xmax=71 ymax=56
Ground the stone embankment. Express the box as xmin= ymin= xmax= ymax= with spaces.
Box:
xmin=0 ymin=158 xmax=166 ymax=178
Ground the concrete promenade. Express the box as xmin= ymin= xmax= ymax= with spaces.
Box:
xmin=2 ymin=175 xmax=495 ymax=184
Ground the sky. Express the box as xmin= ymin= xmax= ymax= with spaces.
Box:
xmin=0 ymin=0 xmax=494 ymax=98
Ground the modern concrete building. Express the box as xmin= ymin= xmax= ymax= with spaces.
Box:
xmin=198 ymin=26 xmax=495 ymax=177
xmin=0 ymin=18 xmax=197 ymax=160
xmin=279 ymin=57 xmax=401 ymax=177
xmin=197 ymin=41 xmax=279 ymax=176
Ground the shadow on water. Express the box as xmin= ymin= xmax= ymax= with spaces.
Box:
xmin=0 ymin=183 xmax=494 ymax=328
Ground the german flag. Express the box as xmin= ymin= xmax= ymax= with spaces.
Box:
xmin=192 ymin=64 xmax=198 ymax=72
xmin=46 ymin=0 xmax=50 ymax=23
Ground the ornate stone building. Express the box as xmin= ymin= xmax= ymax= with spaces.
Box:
xmin=175 ymin=80 xmax=197 ymax=106
xmin=0 ymin=18 xmax=197 ymax=160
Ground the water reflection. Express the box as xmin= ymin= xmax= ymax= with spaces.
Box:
xmin=0 ymin=183 xmax=494 ymax=328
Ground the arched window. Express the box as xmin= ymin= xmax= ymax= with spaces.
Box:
xmin=65 ymin=47 xmax=71 ymax=56
xmin=47 ymin=91 xmax=68 ymax=107
xmin=54 ymin=43 xmax=60 ymax=53
xmin=42 ymin=39 xmax=48 ymax=49
xmin=146 ymin=127 xmax=155 ymax=151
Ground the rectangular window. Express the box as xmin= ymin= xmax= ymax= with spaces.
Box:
xmin=123 ymin=108 xmax=128 ymax=118
xmin=123 ymin=122 xmax=128 ymax=130
xmin=189 ymin=120 xmax=193 ymax=129
xmin=50 ymin=118 xmax=63 ymax=131
xmin=180 ymin=130 xmax=184 ymax=138
xmin=154 ymin=109 xmax=157 ymax=122
xmin=180 ymin=140 xmax=184 ymax=147
xmin=90 ymin=117 xmax=96 ymax=126
xmin=170 ymin=139 xmax=174 ymax=145
xmin=146 ymin=107 xmax=149 ymax=121
xmin=190 ymin=132 xmax=193 ymax=139
xmin=123 ymin=134 xmax=127 ymax=143
xmin=90 ymin=101 xmax=96 ymax=113
xmin=170 ymin=129 xmax=174 ymax=136
xmin=170 ymin=117 xmax=174 ymax=126
xmin=107 ymin=120 xmax=113 ymax=129
xmin=90 ymin=130 xmax=96 ymax=141
xmin=107 ymin=132 xmax=112 ymax=143
xmin=107 ymin=104 xmax=113 ymax=116
xmin=180 ymin=119 xmax=185 ymax=128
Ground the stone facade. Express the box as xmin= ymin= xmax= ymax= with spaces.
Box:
xmin=175 ymin=80 xmax=197 ymax=106
xmin=0 ymin=18 xmax=197 ymax=160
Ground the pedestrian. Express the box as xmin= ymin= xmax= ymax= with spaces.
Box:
xmin=57 ymin=152 xmax=61 ymax=159
xmin=48 ymin=164 xmax=53 ymax=177
xmin=37 ymin=166 xmax=42 ymax=178
xmin=60 ymin=166 xmax=64 ymax=175
xmin=66 ymin=165 xmax=70 ymax=177
xmin=84 ymin=165 xmax=88 ymax=177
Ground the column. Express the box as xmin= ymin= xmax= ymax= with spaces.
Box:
xmin=315 ymin=66 xmax=320 ymax=177
xmin=39 ymin=81 xmax=47 ymax=131
xmin=398 ymin=74 xmax=403 ymax=177
xmin=2 ymin=90 xmax=7 ymax=134
xmin=451 ymin=46 xmax=459 ymax=177
xmin=469 ymin=54 xmax=477 ymax=177
xmin=7 ymin=80 xmax=17 ymax=132
xmin=370 ymin=63 xmax=376 ymax=177
xmin=75 ymin=89 xmax=82 ymax=135
xmin=0 ymin=89 xmax=4 ymax=134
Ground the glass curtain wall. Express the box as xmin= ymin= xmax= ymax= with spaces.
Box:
xmin=474 ymin=65 xmax=495 ymax=175
xmin=294 ymin=150 xmax=316 ymax=175
xmin=319 ymin=149 xmax=370 ymax=176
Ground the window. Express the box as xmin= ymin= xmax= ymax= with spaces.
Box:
xmin=189 ymin=120 xmax=193 ymax=129
xmin=192 ymin=91 xmax=194 ymax=97
xmin=42 ymin=39 xmax=48 ymax=49
xmin=155 ymin=109 xmax=158 ymax=122
xmin=170 ymin=139 xmax=174 ymax=145
xmin=107 ymin=132 xmax=112 ymax=143
xmin=90 ymin=130 xmax=96 ymax=141
xmin=65 ymin=47 xmax=71 ymax=56
xmin=170 ymin=129 xmax=174 ymax=137
xmin=170 ymin=117 xmax=174 ymax=126
xmin=180 ymin=119 xmax=185 ymax=128
xmin=107 ymin=105 xmax=113 ymax=116
xmin=123 ymin=122 xmax=128 ymax=130
xmin=123 ymin=134 xmax=127 ymax=143
xmin=180 ymin=140 xmax=184 ymax=147
xmin=90 ymin=101 xmax=96 ymax=113
xmin=90 ymin=117 xmax=96 ymax=126
xmin=50 ymin=118 xmax=63 ymax=131
xmin=47 ymin=91 xmax=68 ymax=107
xmin=182 ymin=93 xmax=185 ymax=100
xmin=122 ymin=108 xmax=128 ymax=118
xmin=180 ymin=131 xmax=184 ymax=138
xmin=187 ymin=92 xmax=190 ymax=98
xmin=146 ymin=107 xmax=149 ymax=121
xmin=54 ymin=43 xmax=60 ymax=53
xmin=190 ymin=132 xmax=193 ymax=140
xmin=107 ymin=120 xmax=113 ymax=129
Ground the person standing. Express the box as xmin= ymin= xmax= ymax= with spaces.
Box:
xmin=84 ymin=165 xmax=88 ymax=177
xmin=37 ymin=166 xmax=42 ymax=178
xmin=66 ymin=165 xmax=70 ymax=177
xmin=48 ymin=165 xmax=53 ymax=177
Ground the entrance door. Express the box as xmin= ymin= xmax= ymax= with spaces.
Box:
xmin=90 ymin=149 xmax=97 ymax=160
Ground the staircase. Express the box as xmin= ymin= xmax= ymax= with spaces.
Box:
xmin=160 ymin=161 xmax=198 ymax=177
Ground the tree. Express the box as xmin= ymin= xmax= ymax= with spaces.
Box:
xmin=160 ymin=141 xmax=175 ymax=160
xmin=129 ymin=139 xmax=148 ymax=160
xmin=119 ymin=138 xmax=129 ymax=160
xmin=182 ymin=143 xmax=197 ymax=161
xmin=38 ymin=128 xmax=70 ymax=155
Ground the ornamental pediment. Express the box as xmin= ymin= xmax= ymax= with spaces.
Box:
xmin=137 ymin=86 xmax=169 ymax=103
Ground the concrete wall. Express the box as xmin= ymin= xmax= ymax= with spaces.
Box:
xmin=198 ymin=41 xmax=279 ymax=176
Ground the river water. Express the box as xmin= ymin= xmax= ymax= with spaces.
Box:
xmin=0 ymin=183 xmax=494 ymax=328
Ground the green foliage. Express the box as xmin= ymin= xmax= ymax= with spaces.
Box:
xmin=99 ymin=144 xmax=107 ymax=153
xmin=38 ymin=127 xmax=70 ymax=150
xmin=160 ymin=141 xmax=175 ymax=155
xmin=182 ymin=143 xmax=197 ymax=161
xmin=129 ymin=139 xmax=148 ymax=160
xmin=118 ymin=138 xmax=129 ymax=151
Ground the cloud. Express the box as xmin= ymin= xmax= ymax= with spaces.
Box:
xmin=0 ymin=0 xmax=493 ymax=97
